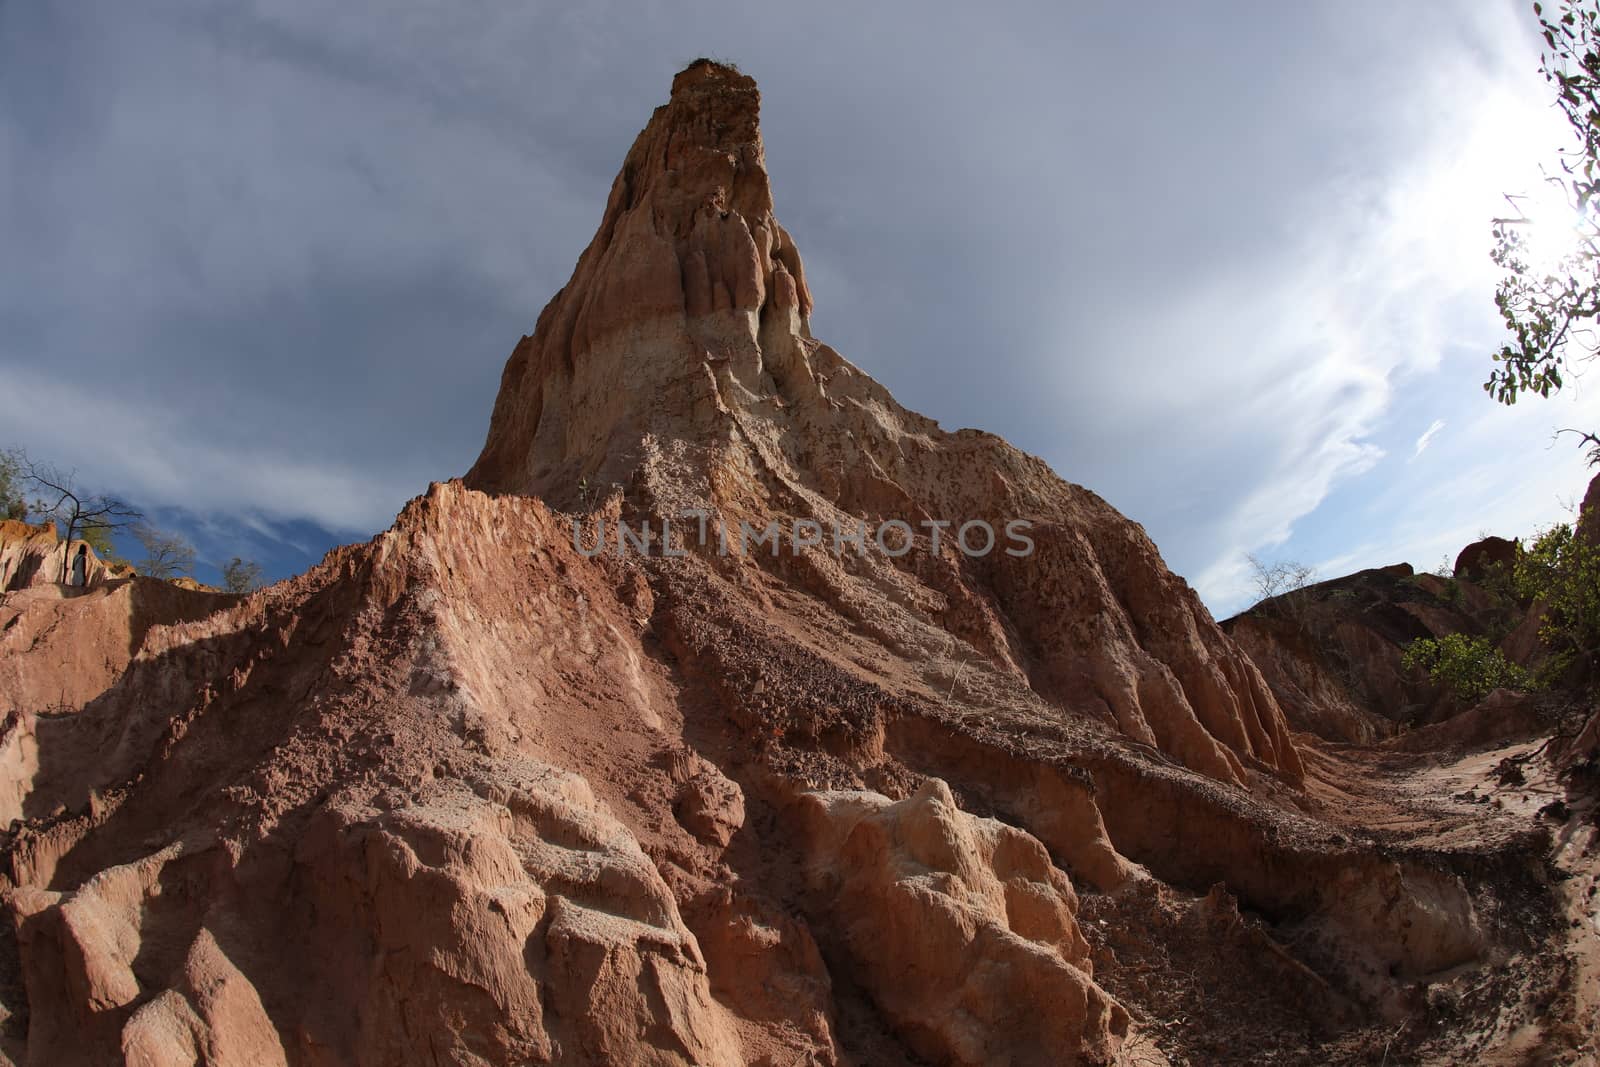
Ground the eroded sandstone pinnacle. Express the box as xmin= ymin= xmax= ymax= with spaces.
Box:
xmin=5 ymin=61 xmax=1582 ymax=1067
xmin=468 ymin=58 xmax=814 ymax=499
xmin=467 ymin=60 xmax=1303 ymax=789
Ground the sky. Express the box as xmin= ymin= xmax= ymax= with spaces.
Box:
xmin=3 ymin=0 xmax=1599 ymax=614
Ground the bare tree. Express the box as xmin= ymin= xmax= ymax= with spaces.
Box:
xmin=14 ymin=452 xmax=141 ymax=583
xmin=1246 ymin=554 xmax=1318 ymax=604
xmin=132 ymin=522 xmax=196 ymax=580
xmin=220 ymin=556 xmax=264 ymax=594
xmin=1555 ymin=427 xmax=1600 ymax=468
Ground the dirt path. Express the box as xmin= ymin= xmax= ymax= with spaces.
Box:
xmin=1299 ymin=731 xmax=1599 ymax=1064
xmin=1301 ymin=736 xmax=1556 ymax=850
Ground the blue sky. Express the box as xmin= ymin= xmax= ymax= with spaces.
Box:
xmin=3 ymin=0 xmax=1598 ymax=612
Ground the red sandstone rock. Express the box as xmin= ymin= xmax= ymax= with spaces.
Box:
xmin=1453 ymin=535 xmax=1518 ymax=582
xmin=466 ymin=60 xmax=1300 ymax=790
xmin=1222 ymin=565 xmax=1526 ymax=742
xmin=0 ymin=520 xmax=126 ymax=593
xmin=1580 ymin=471 xmax=1600 ymax=547
xmin=0 ymin=62 xmax=1590 ymax=1067
xmin=798 ymin=778 xmax=1128 ymax=1065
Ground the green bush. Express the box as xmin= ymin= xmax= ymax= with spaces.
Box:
xmin=1402 ymin=633 xmax=1533 ymax=703
xmin=1474 ymin=558 xmax=1520 ymax=603
xmin=76 ymin=523 xmax=126 ymax=565
xmin=1514 ymin=523 xmax=1600 ymax=665
xmin=0 ymin=449 xmax=26 ymax=521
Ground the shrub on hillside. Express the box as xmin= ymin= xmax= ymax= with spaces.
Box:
xmin=1402 ymin=633 xmax=1533 ymax=703
xmin=1514 ymin=523 xmax=1600 ymax=670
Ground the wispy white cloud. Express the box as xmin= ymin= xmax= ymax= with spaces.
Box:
xmin=1150 ymin=4 xmax=1590 ymax=612
xmin=1411 ymin=419 xmax=1446 ymax=460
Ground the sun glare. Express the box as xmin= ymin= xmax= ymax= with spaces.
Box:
xmin=1501 ymin=179 xmax=1592 ymax=277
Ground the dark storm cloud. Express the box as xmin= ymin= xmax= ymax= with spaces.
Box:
xmin=3 ymin=0 xmax=1596 ymax=607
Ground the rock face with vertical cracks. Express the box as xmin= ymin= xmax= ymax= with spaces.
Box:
xmin=0 ymin=61 xmax=1585 ymax=1067
xmin=466 ymin=59 xmax=1301 ymax=790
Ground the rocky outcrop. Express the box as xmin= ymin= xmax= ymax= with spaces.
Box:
xmin=12 ymin=762 xmax=745 ymax=1067
xmin=0 ymin=577 xmax=237 ymax=721
xmin=672 ymin=756 xmax=745 ymax=848
xmin=467 ymin=60 xmax=1299 ymax=790
xmin=293 ymin=765 xmax=745 ymax=1067
xmin=1453 ymin=535 xmax=1517 ymax=582
xmin=1232 ymin=473 xmax=1597 ymax=749
xmin=0 ymin=521 xmax=126 ymax=593
xmin=1559 ymin=471 xmax=1600 ymax=768
xmin=1224 ymin=612 xmax=1398 ymax=746
xmin=0 ymin=62 xmax=1583 ymax=1067
xmin=1383 ymin=688 xmax=1544 ymax=754
xmin=0 ymin=573 xmax=239 ymax=826
xmin=799 ymin=779 xmax=1128 ymax=1065
xmin=11 ymin=838 xmax=291 ymax=1067
xmin=1222 ymin=565 xmax=1524 ymax=743
xmin=1580 ymin=471 xmax=1600 ymax=547
xmin=1 ymin=485 xmax=794 ymax=1066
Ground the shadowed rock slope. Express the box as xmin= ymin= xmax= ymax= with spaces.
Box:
xmin=1225 ymin=473 xmax=1600 ymax=747
xmin=2 ymin=62 xmax=1592 ymax=1066
xmin=1223 ymin=563 xmax=1522 ymax=744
